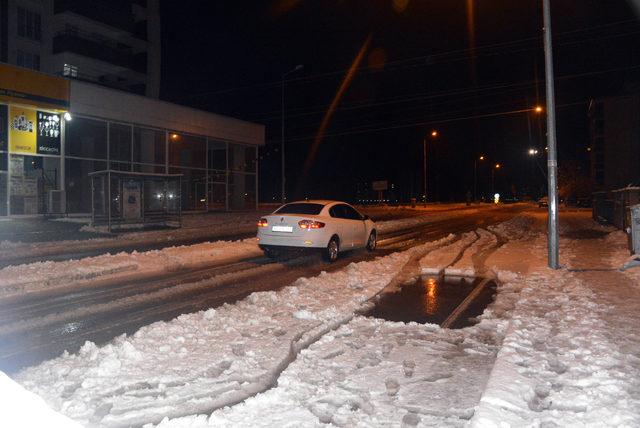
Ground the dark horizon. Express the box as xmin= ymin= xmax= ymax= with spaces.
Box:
xmin=160 ymin=0 xmax=639 ymax=203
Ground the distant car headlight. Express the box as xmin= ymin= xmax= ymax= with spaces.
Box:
xmin=298 ymin=220 xmax=325 ymax=229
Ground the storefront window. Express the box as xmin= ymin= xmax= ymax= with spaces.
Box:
xmin=67 ymin=117 xmax=107 ymax=159
xmin=208 ymin=140 xmax=226 ymax=170
xmin=9 ymin=154 xmax=60 ymax=214
xmin=168 ymin=132 xmax=205 ymax=168
xmin=133 ymin=127 xmax=165 ymax=165
xmin=65 ymin=159 xmax=107 ymax=213
xmin=169 ymin=167 xmax=206 ymax=211
xmin=228 ymin=144 xmax=256 ymax=173
xmin=110 ymin=161 xmax=131 ymax=171
xmin=228 ymin=172 xmax=256 ymax=210
xmin=133 ymin=163 xmax=165 ymax=174
xmin=109 ymin=123 xmax=132 ymax=162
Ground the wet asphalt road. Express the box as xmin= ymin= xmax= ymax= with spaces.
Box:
xmin=0 ymin=205 xmax=525 ymax=373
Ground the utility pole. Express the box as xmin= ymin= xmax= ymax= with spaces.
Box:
xmin=423 ymin=137 xmax=427 ymax=204
xmin=281 ymin=65 xmax=303 ymax=204
xmin=543 ymin=0 xmax=560 ymax=269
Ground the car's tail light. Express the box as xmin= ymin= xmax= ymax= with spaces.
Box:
xmin=298 ymin=219 xmax=325 ymax=229
xmin=257 ymin=218 xmax=269 ymax=227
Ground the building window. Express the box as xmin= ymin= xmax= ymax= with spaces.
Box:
xmin=17 ymin=7 xmax=41 ymax=41
xmin=16 ymin=50 xmax=40 ymax=70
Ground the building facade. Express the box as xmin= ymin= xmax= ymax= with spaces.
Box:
xmin=2 ymin=0 xmax=160 ymax=97
xmin=588 ymin=95 xmax=640 ymax=191
xmin=0 ymin=63 xmax=264 ymax=216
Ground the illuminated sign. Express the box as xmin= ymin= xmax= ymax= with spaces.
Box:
xmin=36 ymin=111 xmax=61 ymax=155
xmin=9 ymin=107 xmax=61 ymax=155
xmin=9 ymin=106 xmax=36 ymax=154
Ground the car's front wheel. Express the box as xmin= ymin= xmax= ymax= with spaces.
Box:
xmin=366 ymin=231 xmax=377 ymax=251
xmin=324 ymin=237 xmax=339 ymax=262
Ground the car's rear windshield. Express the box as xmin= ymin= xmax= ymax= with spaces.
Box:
xmin=275 ymin=203 xmax=324 ymax=215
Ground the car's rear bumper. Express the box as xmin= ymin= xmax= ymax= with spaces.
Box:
xmin=257 ymin=234 xmax=327 ymax=249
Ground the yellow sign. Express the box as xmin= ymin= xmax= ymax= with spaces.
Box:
xmin=9 ymin=106 xmax=36 ymax=154
xmin=0 ymin=63 xmax=69 ymax=109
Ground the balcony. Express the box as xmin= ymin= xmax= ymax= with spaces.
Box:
xmin=54 ymin=0 xmax=134 ymax=32
xmin=53 ymin=30 xmax=146 ymax=73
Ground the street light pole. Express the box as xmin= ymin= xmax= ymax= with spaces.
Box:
xmin=474 ymin=155 xmax=484 ymax=202
xmin=281 ymin=64 xmax=303 ymax=205
xmin=542 ymin=0 xmax=560 ymax=269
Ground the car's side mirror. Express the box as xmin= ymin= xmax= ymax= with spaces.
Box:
xmin=362 ymin=215 xmax=369 ymax=221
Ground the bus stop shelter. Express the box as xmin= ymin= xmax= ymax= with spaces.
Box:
xmin=89 ymin=170 xmax=182 ymax=232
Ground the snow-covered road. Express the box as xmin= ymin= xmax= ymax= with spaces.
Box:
xmin=4 ymin=207 xmax=638 ymax=428
xmin=0 ymin=205 xmax=522 ymax=373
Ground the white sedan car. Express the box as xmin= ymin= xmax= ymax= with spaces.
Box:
xmin=257 ymin=200 xmax=377 ymax=262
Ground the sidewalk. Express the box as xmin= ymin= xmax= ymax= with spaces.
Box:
xmin=471 ymin=212 xmax=640 ymax=426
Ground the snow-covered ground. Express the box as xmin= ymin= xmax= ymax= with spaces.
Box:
xmin=0 ymin=206 xmax=496 ymax=299
xmin=3 ymin=210 xmax=640 ymax=427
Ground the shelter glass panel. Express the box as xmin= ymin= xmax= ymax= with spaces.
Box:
xmin=65 ymin=159 xmax=107 ymax=213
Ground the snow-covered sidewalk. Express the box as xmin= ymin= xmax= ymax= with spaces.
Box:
xmin=3 ymin=210 xmax=640 ymax=427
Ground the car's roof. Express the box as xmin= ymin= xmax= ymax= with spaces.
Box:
xmin=287 ymin=200 xmax=344 ymax=205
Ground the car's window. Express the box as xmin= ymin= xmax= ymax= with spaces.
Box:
xmin=275 ymin=203 xmax=324 ymax=215
xmin=343 ymin=205 xmax=363 ymax=220
xmin=329 ymin=205 xmax=345 ymax=218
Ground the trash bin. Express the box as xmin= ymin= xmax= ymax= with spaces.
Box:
xmin=630 ymin=204 xmax=640 ymax=255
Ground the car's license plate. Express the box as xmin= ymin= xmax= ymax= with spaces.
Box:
xmin=272 ymin=225 xmax=293 ymax=232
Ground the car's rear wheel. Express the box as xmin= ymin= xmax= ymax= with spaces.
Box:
xmin=366 ymin=231 xmax=377 ymax=251
xmin=324 ymin=237 xmax=339 ymax=262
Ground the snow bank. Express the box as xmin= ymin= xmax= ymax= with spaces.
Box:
xmin=0 ymin=371 xmax=80 ymax=427
xmin=0 ymin=239 xmax=262 ymax=299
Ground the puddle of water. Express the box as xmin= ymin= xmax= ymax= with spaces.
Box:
xmin=366 ymin=276 xmax=496 ymax=328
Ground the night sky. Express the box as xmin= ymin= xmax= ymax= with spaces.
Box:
xmin=160 ymin=0 xmax=640 ymax=203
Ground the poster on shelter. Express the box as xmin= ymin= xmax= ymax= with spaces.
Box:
xmin=36 ymin=111 xmax=61 ymax=155
xmin=9 ymin=106 xmax=36 ymax=154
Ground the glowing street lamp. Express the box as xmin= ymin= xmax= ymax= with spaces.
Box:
xmin=534 ymin=105 xmax=543 ymax=113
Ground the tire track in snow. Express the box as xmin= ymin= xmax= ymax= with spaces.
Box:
xmin=128 ymin=236 xmax=462 ymax=427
